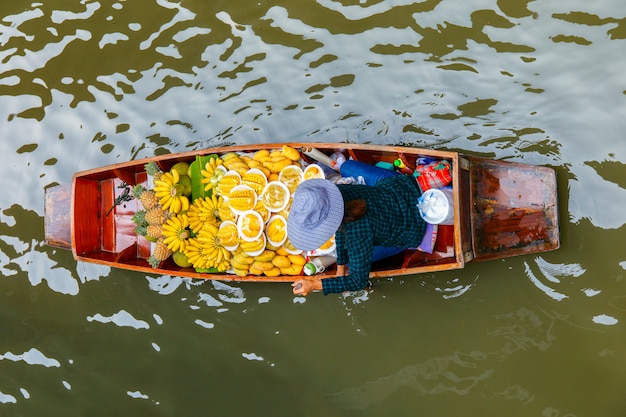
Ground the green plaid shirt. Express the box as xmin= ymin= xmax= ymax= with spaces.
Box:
xmin=322 ymin=175 xmax=426 ymax=295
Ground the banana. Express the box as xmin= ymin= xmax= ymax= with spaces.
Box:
xmin=264 ymin=267 xmax=281 ymax=277
xmin=253 ymin=149 xmax=270 ymax=161
xmin=279 ymin=265 xmax=299 ymax=275
xmin=248 ymin=266 xmax=264 ymax=275
xmin=161 ymin=214 xmax=191 ymax=252
xmin=233 ymin=252 xmax=254 ymax=265
xmin=200 ymin=157 xmax=225 ymax=191
xmin=231 ymin=258 xmax=251 ymax=271
xmin=153 ymin=170 xmax=187 ymax=214
xmin=232 ymin=267 xmax=249 ymax=277
xmin=288 ymin=254 xmax=306 ymax=266
xmin=171 ymin=196 xmax=181 ymax=213
xmin=271 ymin=255 xmax=291 ymax=268
xmin=170 ymin=168 xmax=180 ymax=183
xmin=251 ymin=261 xmax=274 ymax=271
xmin=215 ymin=247 xmax=223 ymax=265
xmin=275 ymin=246 xmax=289 ymax=256
xmin=221 ymin=152 xmax=240 ymax=161
xmin=253 ymin=249 xmax=276 ymax=263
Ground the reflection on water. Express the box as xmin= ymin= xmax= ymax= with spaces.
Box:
xmin=328 ymin=350 xmax=492 ymax=410
xmin=2 ymin=0 xmax=626 ymax=415
xmin=434 ymin=274 xmax=478 ymax=299
xmin=524 ymin=257 xmax=584 ymax=302
xmin=0 ymin=348 xmax=61 ymax=368
xmin=328 ymin=303 xmax=605 ymax=412
xmin=87 ymin=310 xmax=151 ymax=329
xmin=490 ymin=306 xmax=557 ymax=354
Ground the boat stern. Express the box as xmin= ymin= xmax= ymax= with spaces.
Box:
xmin=464 ymin=156 xmax=560 ymax=262
xmin=44 ymin=183 xmax=72 ymax=250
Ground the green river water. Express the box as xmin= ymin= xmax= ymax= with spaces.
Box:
xmin=1 ymin=0 xmax=626 ymax=416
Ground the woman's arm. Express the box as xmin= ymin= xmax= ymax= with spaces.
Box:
xmin=291 ymin=278 xmax=322 ymax=296
xmin=291 ymin=264 xmax=346 ymax=296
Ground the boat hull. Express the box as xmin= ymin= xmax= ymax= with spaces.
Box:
xmin=44 ymin=143 xmax=560 ymax=283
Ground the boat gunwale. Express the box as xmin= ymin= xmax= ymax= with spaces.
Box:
xmin=69 ymin=143 xmax=467 ymax=282
xmin=71 ymin=143 xmax=460 ymax=179
xmin=61 ymin=142 xmax=559 ymax=283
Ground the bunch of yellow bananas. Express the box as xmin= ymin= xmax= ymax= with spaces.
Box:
xmin=154 ymin=169 xmax=190 ymax=214
xmin=145 ymin=146 xmax=316 ymax=277
xmin=274 ymin=252 xmax=306 ymax=276
xmin=221 ymin=152 xmax=251 ymax=176
xmin=230 ymin=249 xmax=255 ymax=276
xmin=184 ymin=223 xmax=231 ymax=272
xmin=252 ymin=146 xmax=301 ymax=180
xmin=249 ymin=249 xmax=281 ymax=276
xmin=162 ymin=213 xmax=191 ymax=252
xmin=187 ymin=194 xmax=222 ymax=233
xmin=230 ymin=245 xmax=305 ymax=277
xmin=200 ymin=157 xmax=225 ymax=192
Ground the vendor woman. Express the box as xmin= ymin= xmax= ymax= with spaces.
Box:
xmin=287 ymin=170 xmax=427 ymax=296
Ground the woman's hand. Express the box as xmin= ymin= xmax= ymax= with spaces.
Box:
xmin=292 ymin=278 xmax=322 ymax=296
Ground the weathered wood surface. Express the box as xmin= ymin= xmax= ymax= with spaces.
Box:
xmin=469 ymin=157 xmax=560 ymax=261
xmin=44 ymin=184 xmax=72 ymax=249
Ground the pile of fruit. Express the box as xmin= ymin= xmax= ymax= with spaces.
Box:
xmin=131 ymin=145 xmax=318 ymax=277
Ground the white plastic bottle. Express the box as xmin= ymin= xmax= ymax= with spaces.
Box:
xmin=329 ymin=152 xmax=346 ymax=171
xmin=303 ymin=255 xmax=337 ymax=275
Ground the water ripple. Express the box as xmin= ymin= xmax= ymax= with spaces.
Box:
xmin=87 ymin=310 xmax=151 ymax=329
xmin=523 ymin=257 xmax=586 ymax=302
xmin=327 ymin=351 xmax=492 ymax=409
xmin=0 ymin=347 xmax=61 ymax=368
xmin=1 ymin=1 xmax=626 ymax=415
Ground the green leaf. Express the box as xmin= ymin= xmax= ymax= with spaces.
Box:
xmin=195 ymin=267 xmax=220 ymax=273
xmin=190 ymin=154 xmax=219 ymax=201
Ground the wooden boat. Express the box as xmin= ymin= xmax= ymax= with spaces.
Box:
xmin=44 ymin=143 xmax=560 ymax=283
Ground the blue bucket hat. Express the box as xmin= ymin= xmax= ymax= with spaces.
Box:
xmin=287 ymin=179 xmax=344 ymax=251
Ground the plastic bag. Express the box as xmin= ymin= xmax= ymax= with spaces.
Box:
xmin=413 ymin=160 xmax=452 ymax=192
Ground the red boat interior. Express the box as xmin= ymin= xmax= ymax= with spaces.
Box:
xmin=71 ymin=146 xmax=463 ymax=279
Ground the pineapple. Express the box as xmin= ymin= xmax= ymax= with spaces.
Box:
xmin=132 ymin=185 xmax=158 ymax=210
xmin=132 ymin=210 xmax=147 ymax=227
xmin=146 ymin=224 xmax=163 ymax=241
xmin=145 ymin=207 xmax=167 ymax=225
xmin=145 ymin=161 xmax=163 ymax=181
xmin=148 ymin=237 xmax=172 ymax=268
xmin=135 ymin=224 xmax=148 ymax=237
